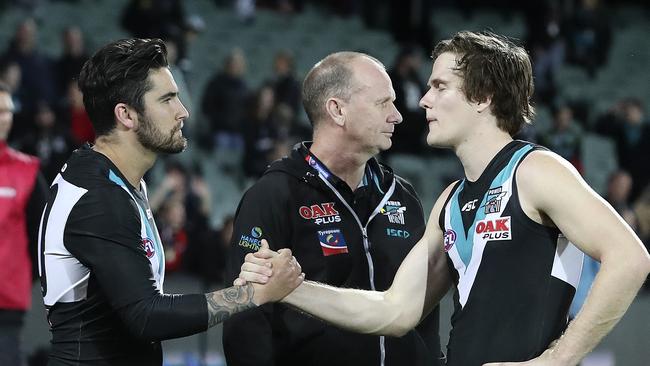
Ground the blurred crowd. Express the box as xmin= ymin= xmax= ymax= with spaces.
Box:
xmin=0 ymin=0 xmax=649 ymax=292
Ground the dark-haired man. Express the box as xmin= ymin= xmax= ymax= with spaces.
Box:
xmin=37 ymin=38 xmax=303 ymax=365
xmin=240 ymin=31 xmax=650 ymax=366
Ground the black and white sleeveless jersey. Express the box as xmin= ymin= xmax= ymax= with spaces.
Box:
xmin=37 ymin=145 xmax=207 ymax=365
xmin=439 ymin=140 xmax=583 ymax=366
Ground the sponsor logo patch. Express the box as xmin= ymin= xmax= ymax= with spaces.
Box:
xmin=485 ymin=186 xmax=507 ymax=214
xmin=444 ymin=229 xmax=457 ymax=252
xmin=238 ymin=226 xmax=263 ymax=250
xmin=317 ymin=228 xmax=348 ymax=256
xmin=141 ymin=238 xmax=156 ymax=258
xmin=461 ymin=199 xmax=478 ymax=212
xmin=299 ymin=202 xmax=341 ymax=225
xmin=386 ymin=228 xmax=410 ymax=239
xmin=251 ymin=226 xmax=263 ymax=238
xmin=475 ymin=216 xmax=511 ymax=241
xmin=380 ymin=201 xmax=406 ymax=225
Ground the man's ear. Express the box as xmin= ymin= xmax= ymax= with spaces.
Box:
xmin=476 ymin=96 xmax=492 ymax=114
xmin=325 ymin=97 xmax=346 ymax=127
xmin=114 ymin=103 xmax=137 ymax=130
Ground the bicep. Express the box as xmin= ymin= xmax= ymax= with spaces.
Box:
xmin=520 ymin=152 xmax=643 ymax=261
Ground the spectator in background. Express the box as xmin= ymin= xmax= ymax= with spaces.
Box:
xmin=149 ymin=161 xmax=212 ymax=235
xmin=595 ymin=98 xmax=650 ymax=201
xmin=61 ymin=80 xmax=94 ymax=146
xmin=606 ymin=170 xmax=638 ymax=231
xmin=55 ymin=26 xmax=88 ymax=97
xmin=537 ymin=102 xmax=583 ymax=172
xmin=156 ymin=199 xmax=189 ymax=272
xmin=242 ymin=84 xmax=281 ymax=179
xmin=16 ymin=101 xmax=74 ymax=182
xmin=388 ymin=0 xmax=434 ymax=52
xmin=200 ymin=48 xmax=249 ymax=152
xmin=270 ymin=50 xmax=301 ymax=118
xmin=564 ymin=0 xmax=612 ymax=78
xmin=0 ymin=82 xmax=48 ymax=366
xmin=386 ymin=46 xmax=427 ymax=157
xmin=185 ymin=215 xmax=235 ymax=287
xmin=121 ymin=0 xmax=185 ymax=41
xmin=522 ymin=0 xmax=566 ymax=106
xmin=0 ymin=60 xmax=23 ymax=137
xmin=2 ymin=18 xmax=56 ymax=140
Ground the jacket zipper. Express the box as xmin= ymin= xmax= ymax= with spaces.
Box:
xmin=317 ymin=174 xmax=396 ymax=366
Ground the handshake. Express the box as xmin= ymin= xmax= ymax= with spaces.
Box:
xmin=235 ymin=240 xmax=305 ymax=305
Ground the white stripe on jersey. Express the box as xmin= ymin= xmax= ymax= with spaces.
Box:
xmin=551 ymin=235 xmax=583 ymax=289
xmin=39 ymin=174 xmax=90 ymax=306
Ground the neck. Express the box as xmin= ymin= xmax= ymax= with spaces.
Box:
xmin=93 ymin=134 xmax=156 ymax=189
xmin=310 ymin=134 xmax=369 ymax=191
xmin=454 ymin=124 xmax=513 ymax=182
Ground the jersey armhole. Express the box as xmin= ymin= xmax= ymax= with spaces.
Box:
xmin=438 ymin=180 xmax=463 ymax=231
xmin=511 ymin=147 xmax=560 ymax=235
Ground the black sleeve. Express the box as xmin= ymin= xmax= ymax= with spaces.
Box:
xmin=223 ymin=174 xmax=290 ymax=366
xmin=64 ymin=187 xmax=208 ymax=341
xmin=27 ymin=172 xmax=49 ymax=281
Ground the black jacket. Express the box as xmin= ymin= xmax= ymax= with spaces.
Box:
xmin=223 ymin=143 xmax=442 ymax=366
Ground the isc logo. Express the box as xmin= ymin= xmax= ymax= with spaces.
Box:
xmin=475 ymin=216 xmax=511 ymax=241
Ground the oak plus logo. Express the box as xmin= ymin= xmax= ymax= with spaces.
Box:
xmin=475 ymin=216 xmax=511 ymax=241
xmin=299 ymin=202 xmax=341 ymax=225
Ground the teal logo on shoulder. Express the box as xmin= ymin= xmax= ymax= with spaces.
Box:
xmin=251 ymin=227 xmax=263 ymax=238
xmin=387 ymin=228 xmax=410 ymax=239
xmin=239 ymin=226 xmax=263 ymax=250
xmin=381 ymin=201 xmax=406 ymax=225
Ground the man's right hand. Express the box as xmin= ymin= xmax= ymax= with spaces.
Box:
xmin=238 ymin=240 xmax=304 ymax=304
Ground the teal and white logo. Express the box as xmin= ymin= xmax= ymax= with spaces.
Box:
xmin=387 ymin=228 xmax=410 ymax=239
xmin=381 ymin=201 xmax=406 ymax=225
xmin=251 ymin=227 xmax=263 ymax=238
xmin=239 ymin=226 xmax=263 ymax=250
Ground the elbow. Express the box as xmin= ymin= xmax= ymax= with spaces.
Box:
xmin=377 ymin=294 xmax=419 ymax=337
xmin=629 ymin=248 xmax=650 ymax=281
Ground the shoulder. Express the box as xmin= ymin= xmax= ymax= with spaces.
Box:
xmin=517 ymin=150 xmax=580 ymax=190
xmin=6 ymin=147 xmax=39 ymax=166
xmin=393 ymin=173 xmax=419 ymax=199
xmin=69 ymin=184 xmax=140 ymax=226
xmin=516 ymin=149 xmax=587 ymax=211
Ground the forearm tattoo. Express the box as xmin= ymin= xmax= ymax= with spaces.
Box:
xmin=205 ymin=283 xmax=257 ymax=327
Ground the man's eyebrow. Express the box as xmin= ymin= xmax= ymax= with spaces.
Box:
xmin=428 ymin=78 xmax=447 ymax=87
xmin=157 ymin=91 xmax=178 ymax=101
xmin=376 ymin=96 xmax=392 ymax=104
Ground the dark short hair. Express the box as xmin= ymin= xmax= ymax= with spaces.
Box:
xmin=78 ymin=38 xmax=168 ymax=136
xmin=433 ymin=31 xmax=535 ymax=136
xmin=302 ymin=51 xmax=384 ymax=129
xmin=0 ymin=81 xmax=10 ymax=94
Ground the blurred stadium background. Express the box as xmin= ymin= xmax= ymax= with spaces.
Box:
xmin=0 ymin=0 xmax=647 ymax=365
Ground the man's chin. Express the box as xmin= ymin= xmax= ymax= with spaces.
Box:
xmin=155 ymin=138 xmax=187 ymax=154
